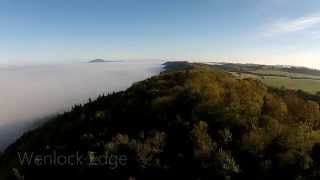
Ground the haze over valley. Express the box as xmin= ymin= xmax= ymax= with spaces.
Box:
xmin=0 ymin=61 xmax=162 ymax=149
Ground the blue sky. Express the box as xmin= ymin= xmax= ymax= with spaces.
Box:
xmin=1 ymin=0 xmax=320 ymax=68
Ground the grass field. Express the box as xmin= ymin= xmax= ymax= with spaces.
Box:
xmin=252 ymin=69 xmax=320 ymax=80
xmin=231 ymin=72 xmax=320 ymax=94
xmin=261 ymin=76 xmax=320 ymax=94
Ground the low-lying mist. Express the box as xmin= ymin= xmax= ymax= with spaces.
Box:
xmin=0 ymin=61 xmax=163 ymax=150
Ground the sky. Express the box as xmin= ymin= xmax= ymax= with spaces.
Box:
xmin=1 ymin=0 xmax=320 ymax=68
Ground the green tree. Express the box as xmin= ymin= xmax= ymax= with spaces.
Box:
xmin=191 ymin=121 xmax=216 ymax=158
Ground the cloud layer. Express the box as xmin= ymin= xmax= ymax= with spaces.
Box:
xmin=263 ymin=14 xmax=320 ymax=36
xmin=0 ymin=61 xmax=163 ymax=149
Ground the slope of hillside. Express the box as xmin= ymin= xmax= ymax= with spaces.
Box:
xmin=1 ymin=62 xmax=320 ymax=180
xmin=205 ymin=62 xmax=320 ymax=94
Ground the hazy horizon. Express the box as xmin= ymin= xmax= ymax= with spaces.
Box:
xmin=1 ymin=58 xmax=320 ymax=70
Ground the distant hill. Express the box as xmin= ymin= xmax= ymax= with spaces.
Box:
xmin=89 ymin=59 xmax=121 ymax=63
xmin=1 ymin=62 xmax=320 ymax=179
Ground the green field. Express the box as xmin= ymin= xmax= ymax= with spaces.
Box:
xmin=261 ymin=76 xmax=320 ymax=94
xmin=252 ymin=69 xmax=320 ymax=80
xmin=231 ymin=72 xmax=320 ymax=94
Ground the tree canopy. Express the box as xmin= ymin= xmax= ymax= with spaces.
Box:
xmin=1 ymin=64 xmax=320 ymax=180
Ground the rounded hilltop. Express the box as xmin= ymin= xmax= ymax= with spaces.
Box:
xmin=1 ymin=62 xmax=320 ymax=180
xmin=89 ymin=59 xmax=121 ymax=63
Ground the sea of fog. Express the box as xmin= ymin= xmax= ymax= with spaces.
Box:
xmin=0 ymin=61 xmax=164 ymax=150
